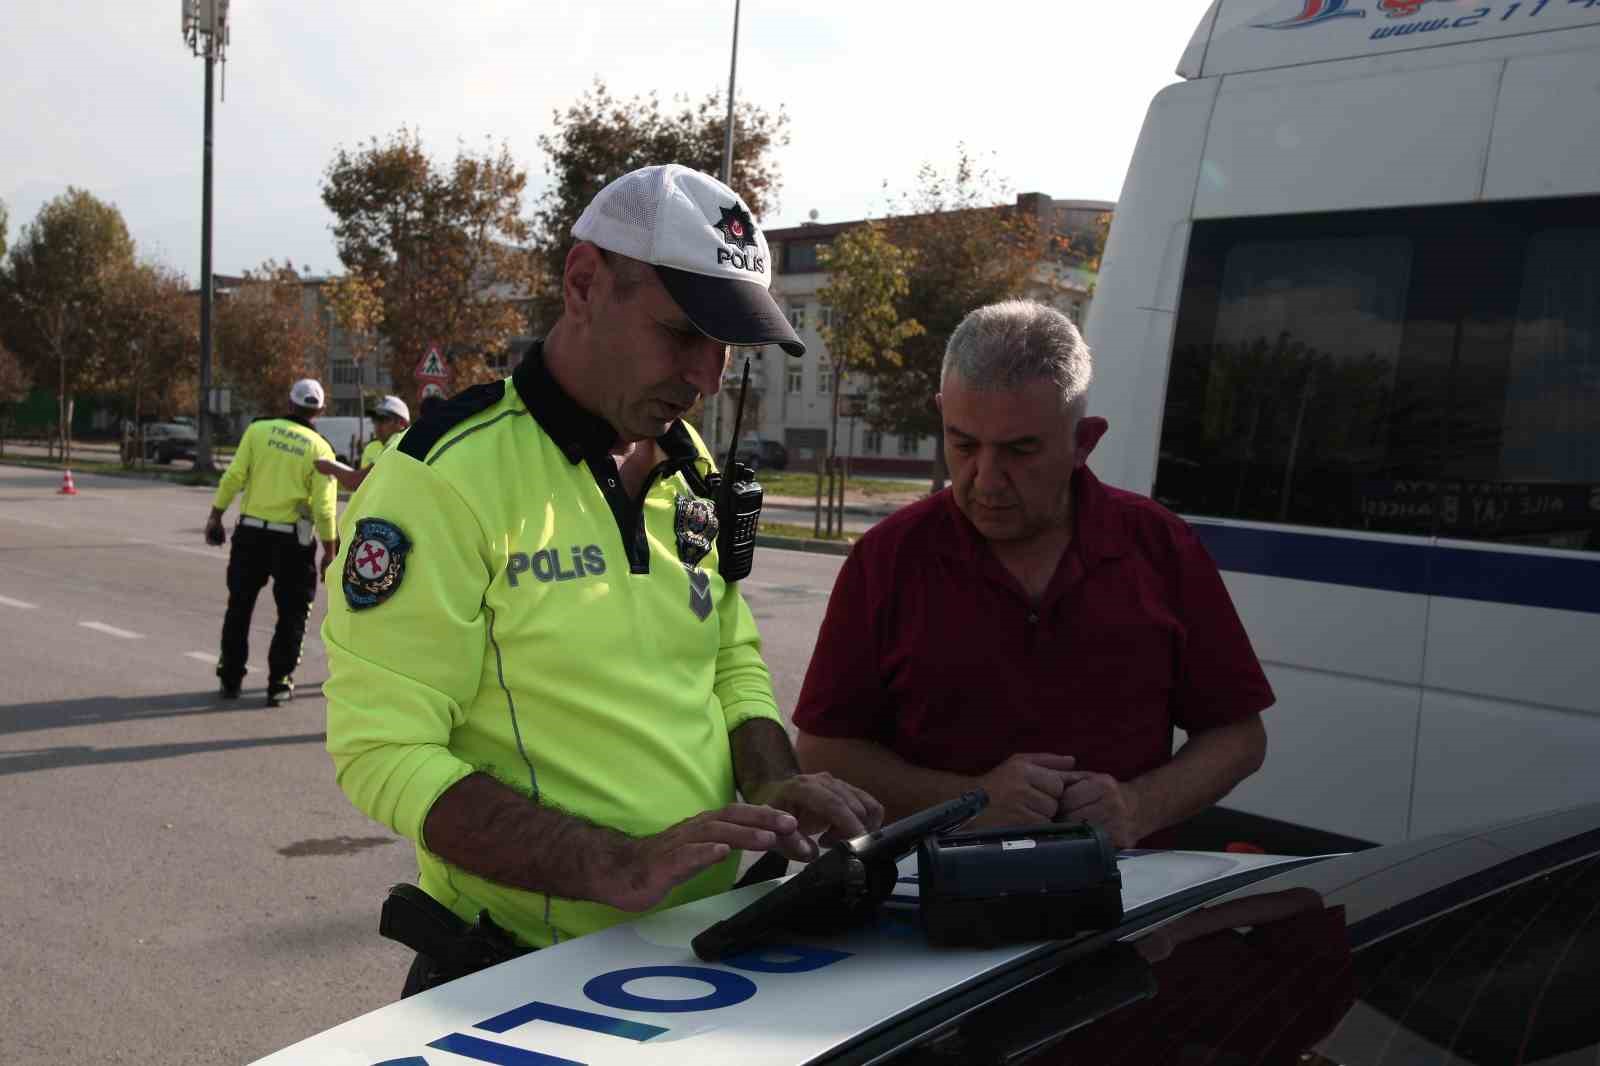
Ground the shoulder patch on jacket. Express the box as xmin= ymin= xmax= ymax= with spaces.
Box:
xmin=398 ymin=381 xmax=508 ymax=463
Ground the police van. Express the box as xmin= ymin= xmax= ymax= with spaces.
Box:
xmin=1084 ymin=0 xmax=1600 ymax=848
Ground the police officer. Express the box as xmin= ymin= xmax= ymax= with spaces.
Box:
xmin=314 ymin=394 xmax=410 ymax=493
xmin=206 ymin=378 xmax=340 ymax=706
xmin=322 ymin=164 xmax=883 ymax=996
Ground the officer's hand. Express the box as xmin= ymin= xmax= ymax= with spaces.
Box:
xmin=602 ymin=804 xmax=799 ymax=912
xmin=318 ymin=538 xmax=339 ymax=584
xmin=751 ymin=773 xmax=884 ymax=862
xmin=204 ymin=516 xmax=225 ymax=547
xmin=1057 ymin=771 xmax=1144 ymax=849
xmin=973 ymin=753 xmax=1077 ymax=829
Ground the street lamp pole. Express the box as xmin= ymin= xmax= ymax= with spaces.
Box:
xmin=183 ymin=0 xmax=230 ymax=473
xmin=706 ymin=0 xmax=741 ymax=457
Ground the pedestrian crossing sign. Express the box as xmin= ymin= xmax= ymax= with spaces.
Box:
xmin=415 ymin=344 xmax=448 ymax=383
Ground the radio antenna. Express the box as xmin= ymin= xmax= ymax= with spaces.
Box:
xmin=717 ymin=358 xmax=753 ymax=513
xmin=722 ymin=357 xmax=752 ymax=474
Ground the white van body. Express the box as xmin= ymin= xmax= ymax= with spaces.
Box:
xmin=1085 ymin=0 xmax=1600 ymax=846
xmin=311 ymin=416 xmax=373 ymax=465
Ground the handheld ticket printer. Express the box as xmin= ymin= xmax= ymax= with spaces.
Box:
xmin=918 ymin=822 xmax=1124 ymax=947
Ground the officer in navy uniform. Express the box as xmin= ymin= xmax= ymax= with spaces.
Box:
xmin=206 ymin=378 xmax=340 ymax=705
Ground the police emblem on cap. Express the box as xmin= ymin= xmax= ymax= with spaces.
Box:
xmin=343 ymin=517 xmax=411 ymax=610
xmin=714 ymin=204 xmax=758 ymax=252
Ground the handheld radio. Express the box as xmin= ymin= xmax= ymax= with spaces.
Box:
xmin=707 ymin=358 xmax=764 ymax=582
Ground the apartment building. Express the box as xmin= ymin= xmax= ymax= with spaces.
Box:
xmin=708 ymin=194 xmax=1113 ymax=478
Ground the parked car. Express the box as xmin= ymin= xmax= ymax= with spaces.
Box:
xmin=137 ymin=421 xmax=198 ymax=464
xmin=736 ymin=435 xmax=788 ymax=471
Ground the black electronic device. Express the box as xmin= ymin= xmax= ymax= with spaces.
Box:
xmin=705 ymin=358 xmax=763 ymax=583
xmin=692 ymin=789 xmax=989 ymax=962
xmin=917 ymin=821 xmax=1124 ymax=948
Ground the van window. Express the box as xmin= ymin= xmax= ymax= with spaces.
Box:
xmin=1158 ymin=197 xmax=1600 ymax=553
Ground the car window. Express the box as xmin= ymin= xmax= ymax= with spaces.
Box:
xmin=885 ymin=849 xmax=1600 ymax=1065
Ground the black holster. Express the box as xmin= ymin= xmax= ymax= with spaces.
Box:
xmin=380 ymin=883 xmax=531 ymax=990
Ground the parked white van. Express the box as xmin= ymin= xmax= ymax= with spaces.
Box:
xmin=312 ymin=416 xmax=373 ymax=465
xmin=1085 ymin=0 xmax=1600 ymax=848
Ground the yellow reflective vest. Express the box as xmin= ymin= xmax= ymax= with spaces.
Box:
xmin=322 ymin=346 xmax=780 ymax=947
xmin=359 ymin=437 xmax=387 ymax=469
xmin=212 ymin=417 xmax=338 ymax=541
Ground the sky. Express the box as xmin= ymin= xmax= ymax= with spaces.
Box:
xmin=1 ymin=1 xmax=1215 ymax=282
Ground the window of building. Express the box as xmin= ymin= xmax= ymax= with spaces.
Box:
xmin=788 ymin=302 xmax=807 ymax=331
xmin=1157 ymin=197 xmax=1600 ymax=552
xmin=863 ymin=430 xmax=883 ymax=455
xmin=898 ymin=433 xmax=920 ymax=457
xmin=787 ymin=369 xmax=804 ymax=395
xmin=333 ymin=398 xmax=362 ymax=417
xmin=818 ymin=362 xmax=832 ymax=394
xmin=782 ymin=240 xmax=826 ymax=274
xmin=331 ymin=361 xmax=362 ymax=385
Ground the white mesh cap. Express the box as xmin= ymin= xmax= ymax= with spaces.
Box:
xmin=289 ymin=378 xmax=325 ymax=408
xmin=572 ymin=164 xmax=804 ymax=356
xmin=367 ymin=395 xmax=410 ymax=422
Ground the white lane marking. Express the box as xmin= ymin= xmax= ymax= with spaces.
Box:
xmin=0 ymin=512 xmax=224 ymax=560
xmin=0 ymin=594 xmax=39 ymax=609
xmin=185 ymin=652 xmax=215 ymax=663
xmin=78 ymin=621 xmax=143 ymax=640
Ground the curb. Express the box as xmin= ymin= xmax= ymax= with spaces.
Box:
xmin=0 ymin=456 xmax=220 ymax=487
xmin=755 ymin=533 xmax=853 ymax=557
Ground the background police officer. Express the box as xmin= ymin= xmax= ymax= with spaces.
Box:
xmin=206 ymin=378 xmax=340 ymax=706
xmin=314 ymin=394 xmax=410 ymax=493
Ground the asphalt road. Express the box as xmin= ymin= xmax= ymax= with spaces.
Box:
xmin=0 ymin=464 xmax=845 ymax=1065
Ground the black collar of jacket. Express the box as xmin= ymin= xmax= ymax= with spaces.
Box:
xmin=512 ymin=338 xmax=703 ymax=470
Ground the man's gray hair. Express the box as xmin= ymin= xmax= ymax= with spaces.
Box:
xmin=941 ymin=300 xmax=1093 ymax=415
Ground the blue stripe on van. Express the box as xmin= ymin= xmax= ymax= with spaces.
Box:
xmin=1189 ymin=522 xmax=1600 ymax=615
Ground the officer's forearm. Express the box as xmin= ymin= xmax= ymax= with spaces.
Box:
xmin=729 ymin=717 xmax=801 ymax=805
xmin=208 ymin=507 xmax=225 ymax=523
xmin=421 ymin=772 xmax=628 ymax=902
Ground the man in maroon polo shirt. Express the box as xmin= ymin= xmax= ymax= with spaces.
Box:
xmin=793 ymin=300 xmax=1273 ymax=848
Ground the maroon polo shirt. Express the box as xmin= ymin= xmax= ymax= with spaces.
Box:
xmin=793 ymin=467 xmax=1273 ymax=792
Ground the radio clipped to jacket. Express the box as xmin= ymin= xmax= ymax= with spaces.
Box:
xmin=700 ymin=357 xmax=764 ymax=583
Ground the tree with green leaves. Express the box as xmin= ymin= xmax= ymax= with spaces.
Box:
xmin=531 ymin=80 xmax=790 ymax=329
xmin=1 ymin=187 xmax=136 ymax=465
xmin=321 ymin=129 xmax=538 ymax=400
xmin=816 ymin=221 xmax=923 ymax=473
xmin=0 ymin=341 xmax=30 ymax=457
xmin=214 ymin=260 xmax=326 ymax=418
xmin=872 ymin=149 xmax=1064 ymax=491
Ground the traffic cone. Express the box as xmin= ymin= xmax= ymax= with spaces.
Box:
xmin=58 ymin=469 xmax=78 ymax=496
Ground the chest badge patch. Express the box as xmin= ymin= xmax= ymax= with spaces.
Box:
xmin=674 ymin=493 xmax=719 ymax=569
xmin=343 ymin=517 xmax=411 ymax=610
xmin=675 ymin=494 xmax=719 ymax=621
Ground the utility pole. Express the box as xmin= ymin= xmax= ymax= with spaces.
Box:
xmin=183 ymin=0 xmax=231 ymax=473
xmin=705 ymin=0 xmax=741 ymax=457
